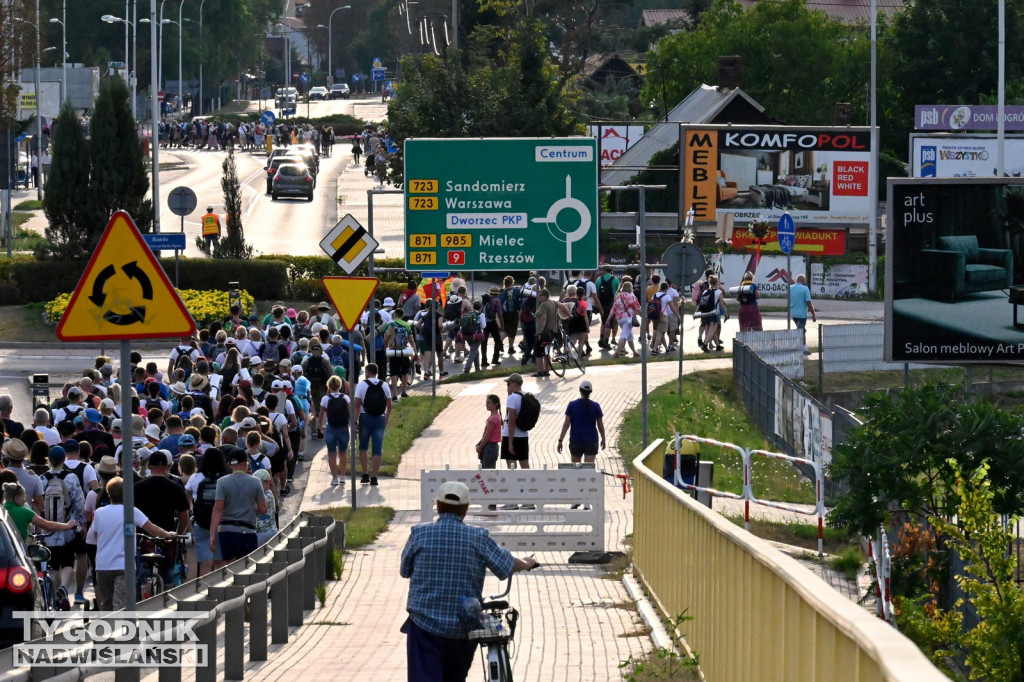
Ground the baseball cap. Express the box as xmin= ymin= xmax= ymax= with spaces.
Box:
xmin=435 ymin=481 xmax=470 ymax=505
xmin=271 ymin=380 xmax=283 ymax=391
xmin=110 ymin=419 xmax=122 ymax=433
xmin=145 ymin=424 xmax=162 ymax=441
xmin=62 ymin=439 xmax=80 ymax=453
xmin=100 ymin=398 xmax=115 ymax=411
xmin=190 ymin=407 xmax=206 ymax=417
xmin=580 ymin=380 xmax=593 ymax=393
xmin=239 ymin=417 xmax=259 ymax=430
xmin=68 ymin=387 xmax=84 ymax=399
xmin=48 ymin=445 xmax=66 ymax=462
xmin=504 ymin=373 xmax=524 ymax=385
xmin=147 ymin=450 xmax=169 ymax=467
xmin=225 ymin=447 xmax=249 ymax=464
xmin=178 ymin=434 xmax=196 ymax=447
xmin=84 ymin=408 xmax=103 ymax=423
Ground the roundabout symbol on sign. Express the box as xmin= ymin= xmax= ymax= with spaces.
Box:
xmin=89 ymin=262 xmax=154 ymax=326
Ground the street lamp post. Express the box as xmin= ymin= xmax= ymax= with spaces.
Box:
xmin=15 ymin=10 xmax=44 ymax=199
xmin=139 ymin=16 xmax=179 ymax=102
xmin=198 ymin=0 xmax=207 ymax=116
xmin=102 ymin=13 xmax=136 ymax=119
xmin=318 ymin=5 xmax=351 ymax=88
xmin=48 ymin=4 xmax=66 ymax=104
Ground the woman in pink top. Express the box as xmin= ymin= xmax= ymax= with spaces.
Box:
xmin=475 ymin=394 xmax=502 ymax=469
xmin=606 ymin=281 xmax=641 ymax=358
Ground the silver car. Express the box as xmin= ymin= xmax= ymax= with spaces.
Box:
xmin=271 ymin=163 xmax=314 ymax=202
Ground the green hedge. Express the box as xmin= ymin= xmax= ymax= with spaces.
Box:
xmin=255 ymin=254 xmax=417 ymax=283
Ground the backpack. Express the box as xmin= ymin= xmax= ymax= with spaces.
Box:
xmin=389 ymin=322 xmax=410 ymax=350
xmin=485 ymin=297 xmax=500 ymax=322
xmin=460 ymin=312 xmax=481 ymax=336
xmin=737 ymin=284 xmax=755 ymax=305
xmin=519 ymin=296 xmax=536 ymax=324
xmin=193 ymin=476 xmax=219 ymax=528
xmin=597 ymin=275 xmax=615 ymax=306
xmin=249 ymin=454 xmax=269 ymax=474
xmin=304 ymin=357 xmax=329 ymax=383
xmin=64 ymin=462 xmax=87 ymax=494
xmin=513 ymin=392 xmax=541 ymax=431
xmin=42 ymin=470 xmax=72 ymax=524
xmin=145 ymin=396 xmax=164 ymax=413
xmin=362 ymin=380 xmax=388 ymax=416
xmin=647 ymin=293 xmax=664 ymax=321
xmin=698 ymin=286 xmax=716 ymax=314
xmin=57 ymin=405 xmax=83 ymax=428
xmin=325 ymin=394 xmax=349 ymax=428
xmin=443 ymin=297 xmax=463 ymax=321
xmin=501 ymin=287 xmax=521 ymax=314
xmin=262 ymin=340 xmax=280 ymax=362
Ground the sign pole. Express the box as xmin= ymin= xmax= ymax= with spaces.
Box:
xmin=638 ymin=187 xmax=648 ymax=448
xmin=677 ymin=245 xmax=684 ymax=396
xmin=348 ymin=322 xmax=357 ymax=510
xmin=786 ymin=252 xmax=792 ymax=330
xmin=120 ymin=340 xmax=137 ymax=610
xmin=431 ymin=278 xmax=437 ymax=399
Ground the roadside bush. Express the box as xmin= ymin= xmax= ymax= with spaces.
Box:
xmin=255 ymin=254 xmax=415 ymax=283
xmin=45 ymin=288 xmax=255 ymax=327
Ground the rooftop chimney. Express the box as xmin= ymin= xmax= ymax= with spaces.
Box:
xmin=718 ymin=56 xmax=741 ymax=90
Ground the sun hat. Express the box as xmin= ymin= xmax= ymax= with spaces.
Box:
xmin=253 ymin=469 xmax=272 ymax=482
xmin=317 ymin=301 xmax=331 ymax=311
xmin=170 ymin=381 xmax=188 ymax=396
xmin=145 ymin=424 xmax=162 ymax=441
xmin=96 ymin=456 xmax=118 ymax=475
xmin=189 ymin=374 xmax=209 ymax=391
xmin=286 ymin=308 xmax=297 ymax=319
xmin=84 ymin=408 xmax=103 ymax=424
xmin=2 ymin=439 xmax=27 ymax=461
xmin=489 ymin=286 xmax=500 ymax=295
xmin=383 ymin=297 xmax=395 ymax=307
xmin=132 ymin=416 xmax=145 ymax=437
xmin=435 ymin=481 xmax=470 ymax=505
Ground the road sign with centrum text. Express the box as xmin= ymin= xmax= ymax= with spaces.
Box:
xmin=56 ymin=211 xmax=195 ymax=341
xmin=403 ymin=138 xmax=599 ymax=272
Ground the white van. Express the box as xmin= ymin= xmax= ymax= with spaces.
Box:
xmin=275 ymin=87 xmax=297 ymax=109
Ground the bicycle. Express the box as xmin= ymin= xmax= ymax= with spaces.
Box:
xmin=27 ymin=533 xmax=61 ymax=612
xmin=468 ymin=565 xmax=539 ymax=682
xmin=544 ymin=324 xmax=586 ymax=378
xmin=137 ymin=533 xmax=189 ymax=601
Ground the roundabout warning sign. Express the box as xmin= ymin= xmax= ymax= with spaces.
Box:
xmin=56 ymin=211 xmax=195 ymax=341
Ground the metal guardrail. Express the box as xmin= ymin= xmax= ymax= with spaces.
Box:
xmin=0 ymin=511 xmax=342 ymax=682
xmin=632 ymin=439 xmax=947 ymax=681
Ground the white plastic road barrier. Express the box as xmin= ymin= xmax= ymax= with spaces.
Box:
xmin=420 ymin=466 xmax=605 ymax=552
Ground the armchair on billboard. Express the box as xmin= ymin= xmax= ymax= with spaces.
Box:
xmin=679 ymin=124 xmax=872 ymax=227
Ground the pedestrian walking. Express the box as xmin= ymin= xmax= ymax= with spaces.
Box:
xmin=354 ymin=363 xmax=393 ymax=486
xmin=401 ymin=481 xmax=537 ymax=682
xmin=789 ymin=273 xmax=817 ymax=354
xmin=319 ymin=375 xmax=350 ymax=487
xmin=208 ymin=447 xmax=267 ymax=567
xmin=737 ymin=271 xmax=763 ymax=332
xmin=475 ymin=395 xmax=502 ymax=469
xmin=501 ymin=374 xmax=532 ymax=470
xmin=607 ymin=281 xmax=641 ymax=358
xmin=351 ymin=137 xmax=362 ymax=165
xmin=557 ymin=380 xmax=606 ymax=464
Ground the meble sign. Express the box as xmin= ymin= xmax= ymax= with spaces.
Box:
xmin=403 ymin=138 xmax=599 ymax=271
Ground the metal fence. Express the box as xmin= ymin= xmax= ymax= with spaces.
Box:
xmin=817 ymin=323 xmax=939 ymax=395
xmin=0 ymin=512 xmax=340 ymax=682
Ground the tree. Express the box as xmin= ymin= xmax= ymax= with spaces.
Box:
xmin=643 ymin=0 xmax=869 ymax=125
xmin=88 ymin=77 xmax=153 ymax=233
xmin=828 ymin=383 xmax=1024 ymax=538
xmin=197 ymin=150 xmax=252 ymax=259
xmin=40 ymin=101 xmax=93 ymax=259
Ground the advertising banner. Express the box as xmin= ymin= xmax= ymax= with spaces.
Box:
xmin=915 ymin=104 xmax=1024 ymax=132
xmin=886 ymin=177 xmax=1024 ymax=363
xmin=810 ymin=263 xmax=869 ymax=298
xmin=679 ymin=125 xmax=872 ymax=226
xmin=911 ymin=134 xmax=1024 ymax=177
xmin=707 ymin=253 xmax=806 ymax=296
xmin=588 ymin=125 xmax=644 ymax=168
xmin=728 ymin=226 xmax=847 ymax=256
xmin=774 ymin=376 xmax=833 ymax=467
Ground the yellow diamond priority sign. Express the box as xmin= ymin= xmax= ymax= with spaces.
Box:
xmin=56 ymin=211 xmax=196 ymax=342
xmin=320 ymin=214 xmax=379 ymax=275
xmin=321 ymin=277 xmax=379 ymax=331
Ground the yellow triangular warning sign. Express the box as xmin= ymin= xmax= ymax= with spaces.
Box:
xmin=322 ymin=277 xmax=380 ymax=331
xmin=56 ymin=211 xmax=196 ymax=342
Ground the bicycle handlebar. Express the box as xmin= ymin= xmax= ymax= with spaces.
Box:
xmin=486 ymin=558 xmax=541 ymax=601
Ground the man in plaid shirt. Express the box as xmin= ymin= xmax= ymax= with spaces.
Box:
xmin=401 ymin=481 xmax=537 ymax=681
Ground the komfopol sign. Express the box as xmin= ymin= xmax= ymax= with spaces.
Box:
xmin=680 ymin=124 xmax=872 ymax=226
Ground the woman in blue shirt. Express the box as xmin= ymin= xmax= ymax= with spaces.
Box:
xmin=556 ymin=380 xmax=606 ymax=463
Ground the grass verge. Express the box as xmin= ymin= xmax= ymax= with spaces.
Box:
xmin=828 ymin=547 xmax=866 ymax=581
xmin=617 ymin=368 xmax=814 ymax=504
xmin=316 ymin=505 xmax=395 ymax=548
xmin=380 ymin=395 xmax=452 ymax=476
xmin=13 ymin=226 xmax=43 ymax=252
xmin=14 ymin=199 xmax=41 ymax=211
xmin=721 ymin=514 xmax=857 ymax=555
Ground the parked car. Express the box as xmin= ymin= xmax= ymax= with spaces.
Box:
xmin=272 ymin=163 xmax=315 ymax=202
xmin=266 ymin=155 xmax=305 ymax=193
xmin=308 ymin=86 xmax=328 ymax=101
xmin=0 ymin=508 xmax=45 ymax=648
xmin=329 ymin=84 xmax=350 ymax=100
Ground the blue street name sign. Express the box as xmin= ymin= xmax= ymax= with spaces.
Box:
xmin=777 ymin=212 xmax=796 ymax=255
xmin=420 ymin=271 xmax=450 ymax=279
xmin=143 ymin=233 xmax=187 ymax=251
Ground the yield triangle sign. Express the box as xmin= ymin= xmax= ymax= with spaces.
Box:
xmin=321 ymin=276 xmax=379 ymax=331
xmin=56 ymin=211 xmax=196 ymax=342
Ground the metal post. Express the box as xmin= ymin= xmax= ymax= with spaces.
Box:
xmin=677 ymin=244 xmax=684 ymax=396
xmin=786 ymin=253 xmax=792 ymax=330
xmin=431 ymin=278 xmax=437 ymax=399
xmin=120 ymin=341 xmax=137 ymax=610
xmin=150 ymin=0 xmax=161 ymax=234
xmin=269 ymin=560 xmax=290 ymax=643
xmin=868 ymin=0 xmax=878 ymax=293
xmin=178 ymin=0 xmax=184 ymax=122
xmin=638 ymin=188 xmax=649 ymax=447
xmin=348 ymin=318 xmax=357 ymax=509
xmin=34 ymin=0 xmax=42 ymax=199
xmin=132 ymin=0 xmax=137 ymax=121
xmin=198 ymin=0 xmax=205 ymax=116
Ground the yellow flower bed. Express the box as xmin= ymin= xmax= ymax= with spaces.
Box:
xmin=45 ymin=289 xmax=255 ymax=328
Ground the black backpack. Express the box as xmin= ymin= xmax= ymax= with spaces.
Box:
xmin=325 ymin=394 xmax=349 ymax=428
xmin=305 ymin=357 xmax=329 ymax=383
xmin=443 ymin=297 xmax=463 ymax=321
xmin=193 ymin=475 xmax=220 ymax=529
xmin=362 ymin=380 xmax=388 ymax=416
xmin=698 ymin=286 xmax=716 ymax=313
xmin=647 ymin=293 xmax=664 ymax=321
xmin=514 ymin=392 xmax=541 ymax=431
xmin=460 ymin=312 xmax=481 ymax=336
xmin=597 ymin=275 xmax=615 ymax=306
xmin=57 ymin=405 xmax=83 ymax=428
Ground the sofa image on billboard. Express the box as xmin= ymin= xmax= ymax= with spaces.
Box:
xmin=919 ymin=235 xmax=1012 ymax=301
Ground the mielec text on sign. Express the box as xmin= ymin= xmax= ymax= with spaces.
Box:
xmin=403 ymin=138 xmax=599 ymax=272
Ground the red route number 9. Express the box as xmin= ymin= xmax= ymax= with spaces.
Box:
xmin=447 ymin=251 xmax=465 ymax=265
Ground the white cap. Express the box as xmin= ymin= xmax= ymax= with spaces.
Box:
xmin=580 ymin=380 xmax=593 ymax=393
xmin=144 ymin=424 xmax=162 ymax=440
xmin=383 ymin=297 xmax=395 ymax=307
xmin=435 ymin=481 xmax=470 ymax=505
xmin=271 ymin=380 xmax=284 ymax=390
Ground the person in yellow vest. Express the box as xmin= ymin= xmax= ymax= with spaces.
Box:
xmin=201 ymin=205 xmax=221 ymax=250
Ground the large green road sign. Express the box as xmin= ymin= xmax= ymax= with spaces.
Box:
xmin=403 ymin=138 xmax=599 ymax=272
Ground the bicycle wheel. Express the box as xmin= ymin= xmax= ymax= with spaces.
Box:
xmin=570 ymin=345 xmax=586 ymax=374
xmin=43 ymin=576 xmax=55 ymax=611
xmin=547 ymin=344 xmax=566 ymax=377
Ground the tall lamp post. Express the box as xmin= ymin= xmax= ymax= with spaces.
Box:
xmin=198 ymin=0 xmax=207 ymax=115
xmin=102 ymin=13 xmax=136 ymax=119
xmin=318 ymin=5 xmax=351 ymax=87
xmin=49 ymin=7 xmax=66 ymax=104
xmin=14 ymin=13 xmax=43 ymax=199
xmin=139 ymin=16 xmax=179 ymax=99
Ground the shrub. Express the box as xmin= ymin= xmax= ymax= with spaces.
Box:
xmin=45 ymin=288 xmax=255 ymax=327
xmin=255 ymin=254 xmax=415 ymax=283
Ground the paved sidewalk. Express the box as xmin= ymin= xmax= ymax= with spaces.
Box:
xmin=240 ymin=355 xmax=730 ymax=681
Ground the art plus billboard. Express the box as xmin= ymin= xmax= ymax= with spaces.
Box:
xmin=911 ymin=134 xmax=1024 ymax=177
xmin=885 ymin=177 xmax=1024 ymax=363
xmin=679 ymin=125 xmax=872 ymax=226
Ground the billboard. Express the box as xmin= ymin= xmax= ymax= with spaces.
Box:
xmin=728 ymin=225 xmax=847 ymax=256
xmin=679 ymin=125 xmax=872 ymax=226
xmin=810 ymin=263 xmax=869 ymax=299
xmin=911 ymin=134 xmax=1024 ymax=177
xmin=885 ymin=177 xmax=1024 ymax=363
xmin=915 ymin=104 xmax=1024 ymax=132
xmin=707 ymin=254 xmax=806 ymax=296
xmin=588 ymin=125 xmax=644 ymax=168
